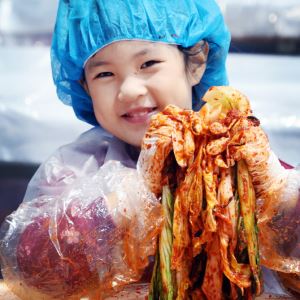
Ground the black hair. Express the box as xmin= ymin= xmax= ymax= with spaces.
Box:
xmin=177 ymin=41 xmax=208 ymax=72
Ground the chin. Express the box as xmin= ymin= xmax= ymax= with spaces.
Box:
xmin=119 ymin=132 xmax=144 ymax=148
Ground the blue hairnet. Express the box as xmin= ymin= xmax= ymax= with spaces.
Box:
xmin=51 ymin=0 xmax=231 ymax=126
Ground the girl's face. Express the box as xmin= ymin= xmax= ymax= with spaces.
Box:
xmin=84 ymin=40 xmax=201 ymax=146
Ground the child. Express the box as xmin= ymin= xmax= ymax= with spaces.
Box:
xmin=1 ymin=0 xmax=299 ymax=299
xmin=23 ymin=0 xmax=230 ymax=202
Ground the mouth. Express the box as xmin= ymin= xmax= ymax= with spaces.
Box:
xmin=121 ymin=107 xmax=158 ymax=124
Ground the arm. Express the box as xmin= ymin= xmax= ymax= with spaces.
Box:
xmin=1 ymin=139 xmax=162 ymax=300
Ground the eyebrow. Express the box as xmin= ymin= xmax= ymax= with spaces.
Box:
xmin=132 ymin=48 xmax=152 ymax=58
xmin=87 ymin=59 xmax=110 ymax=70
xmin=87 ymin=47 xmax=155 ymax=70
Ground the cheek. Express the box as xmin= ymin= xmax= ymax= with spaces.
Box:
xmin=91 ymin=100 xmax=105 ymax=123
xmin=150 ymin=73 xmax=192 ymax=108
xmin=92 ymin=105 xmax=113 ymax=131
xmin=89 ymin=87 xmax=116 ymax=118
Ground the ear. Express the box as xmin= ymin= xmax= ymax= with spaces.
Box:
xmin=187 ymin=41 xmax=209 ymax=86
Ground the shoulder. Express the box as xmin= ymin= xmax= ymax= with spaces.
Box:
xmin=23 ymin=127 xmax=113 ymax=201
xmin=47 ymin=126 xmax=113 ymax=175
xmin=56 ymin=126 xmax=112 ymax=167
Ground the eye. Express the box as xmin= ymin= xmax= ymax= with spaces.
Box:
xmin=95 ymin=71 xmax=114 ymax=79
xmin=141 ymin=60 xmax=161 ymax=69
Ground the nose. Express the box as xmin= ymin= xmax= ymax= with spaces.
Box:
xmin=118 ymin=75 xmax=147 ymax=102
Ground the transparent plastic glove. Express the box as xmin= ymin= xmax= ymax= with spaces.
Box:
xmin=0 ymin=161 xmax=163 ymax=300
xmin=228 ymin=121 xmax=300 ymax=291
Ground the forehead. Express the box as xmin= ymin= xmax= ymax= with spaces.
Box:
xmin=85 ymin=40 xmax=179 ymax=69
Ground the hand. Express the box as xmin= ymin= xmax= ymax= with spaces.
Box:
xmin=16 ymin=196 xmax=116 ymax=299
xmin=228 ymin=118 xmax=300 ymax=276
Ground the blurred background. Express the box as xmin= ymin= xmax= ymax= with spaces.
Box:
xmin=0 ymin=0 xmax=300 ymax=228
